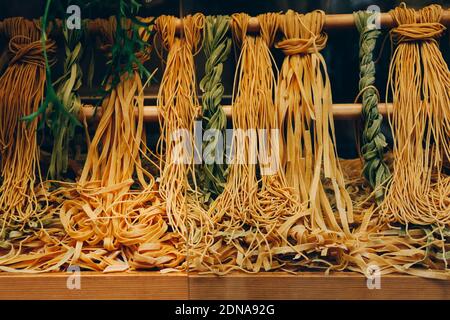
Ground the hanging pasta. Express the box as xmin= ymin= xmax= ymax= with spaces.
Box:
xmin=198 ymin=13 xmax=262 ymax=273
xmin=56 ymin=17 xmax=182 ymax=271
xmin=276 ymin=10 xmax=354 ymax=251
xmin=190 ymin=13 xmax=304 ymax=274
xmin=155 ymin=14 xmax=210 ymax=253
xmin=47 ymin=23 xmax=84 ymax=180
xmin=253 ymin=13 xmax=305 ymax=271
xmin=274 ymin=10 xmax=448 ymax=277
xmin=354 ymin=11 xmax=391 ymax=203
xmin=198 ymin=15 xmax=231 ymax=199
xmin=0 ymin=18 xmax=54 ymax=239
xmin=381 ymin=4 xmax=450 ymax=226
xmin=343 ymin=7 xmax=450 ymax=277
xmin=343 ymin=3 xmax=450 ymax=279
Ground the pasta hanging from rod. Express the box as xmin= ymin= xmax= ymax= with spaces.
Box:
xmin=155 ymin=14 xmax=210 ymax=259
xmin=56 ymin=17 xmax=182 ymax=271
xmin=0 ymin=17 xmax=54 ymax=241
xmin=381 ymin=4 xmax=450 ymax=226
xmin=197 ymin=15 xmax=231 ymax=200
xmin=354 ymin=10 xmax=391 ymax=203
xmin=0 ymin=3 xmax=448 ymax=280
xmin=192 ymin=13 xmax=306 ymax=274
xmin=276 ymin=10 xmax=354 ymax=259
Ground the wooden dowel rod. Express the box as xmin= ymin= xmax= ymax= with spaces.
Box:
xmin=1 ymin=10 xmax=448 ymax=36
xmin=174 ymin=11 xmax=450 ymax=32
xmin=82 ymin=103 xmax=393 ymax=121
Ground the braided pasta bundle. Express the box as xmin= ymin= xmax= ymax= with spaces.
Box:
xmin=55 ymin=17 xmax=182 ymax=270
xmin=381 ymin=4 xmax=450 ymax=226
xmin=198 ymin=15 xmax=231 ymax=199
xmin=354 ymin=11 xmax=391 ymax=203
xmin=199 ymin=13 xmax=261 ymax=273
xmin=274 ymin=9 xmax=449 ymax=278
xmin=0 ymin=18 xmax=54 ymax=242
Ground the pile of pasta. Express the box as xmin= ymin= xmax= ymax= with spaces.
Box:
xmin=0 ymin=3 xmax=448 ymax=278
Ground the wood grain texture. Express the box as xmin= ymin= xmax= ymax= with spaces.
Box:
xmin=0 ymin=272 xmax=449 ymax=300
xmin=0 ymin=272 xmax=188 ymax=300
xmin=189 ymin=272 xmax=450 ymax=300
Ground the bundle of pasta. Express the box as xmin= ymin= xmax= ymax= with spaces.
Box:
xmin=155 ymin=14 xmax=210 ymax=256
xmin=190 ymin=13 xmax=305 ymax=274
xmin=381 ymin=4 xmax=450 ymax=226
xmin=0 ymin=18 xmax=76 ymax=272
xmin=0 ymin=18 xmax=55 ymax=247
xmin=56 ymin=17 xmax=182 ymax=271
xmin=197 ymin=15 xmax=231 ymax=199
xmin=342 ymin=4 xmax=450 ymax=279
xmin=354 ymin=11 xmax=391 ymax=203
xmin=276 ymin=10 xmax=354 ymax=269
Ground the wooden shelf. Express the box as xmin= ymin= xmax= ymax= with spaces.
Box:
xmin=0 ymin=272 xmax=448 ymax=300
xmin=0 ymin=272 xmax=187 ymax=300
xmin=189 ymin=273 xmax=450 ymax=300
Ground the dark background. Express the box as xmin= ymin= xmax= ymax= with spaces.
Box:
xmin=0 ymin=0 xmax=449 ymax=159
